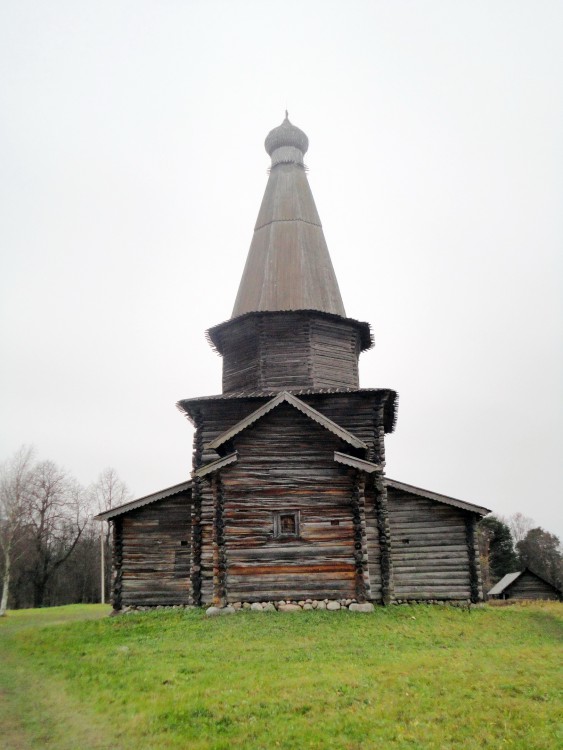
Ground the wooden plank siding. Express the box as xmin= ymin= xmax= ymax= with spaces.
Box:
xmin=202 ymin=402 xmax=376 ymax=603
xmin=119 ymin=492 xmax=192 ymax=607
xmin=504 ymin=571 xmax=561 ymax=600
xmin=387 ymin=487 xmax=475 ymax=600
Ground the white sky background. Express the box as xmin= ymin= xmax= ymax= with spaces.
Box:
xmin=1 ymin=1 xmax=562 ymax=539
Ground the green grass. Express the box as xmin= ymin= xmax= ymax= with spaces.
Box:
xmin=1 ymin=603 xmax=561 ymax=749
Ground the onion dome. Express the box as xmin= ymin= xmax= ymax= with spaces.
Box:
xmin=265 ymin=111 xmax=309 ymax=167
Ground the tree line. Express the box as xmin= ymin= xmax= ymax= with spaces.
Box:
xmin=0 ymin=446 xmax=130 ymax=615
xmin=1 ymin=446 xmax=562 ymax=614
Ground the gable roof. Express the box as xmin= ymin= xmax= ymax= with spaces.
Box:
xmin=487 ymin=572 xmax=522 ymax=596
xmin=385 ymin=478 xmax=490 ymax=516
xmin=94 ymin=480 xmax=192 ymax=521
xmin=488 ymin=568 xmax=562 ymax=596
xmin=207 ymin=390 xmax=367 ymax=452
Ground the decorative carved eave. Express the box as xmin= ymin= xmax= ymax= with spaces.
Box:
xmin=206 ymin=390 xmax=367 ymax=453
xmin=94 ymin=481 xmax=192 ymax=521
xmin=334 ymin=452 xmax=382 ymax=473
xmin=177 ymin=387 xmax=399 ymax=435
xmin=385 ymin=478 xmax=491 ymax=516
xmin=192 ymin=452 xmax=238 ymax=479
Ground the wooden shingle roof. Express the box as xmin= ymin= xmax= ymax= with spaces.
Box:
xmin=231 ymin=115 xmax=346 ymax=319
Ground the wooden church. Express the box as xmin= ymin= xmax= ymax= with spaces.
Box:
xmin=97 ymin=115 xmax=490 ymax=611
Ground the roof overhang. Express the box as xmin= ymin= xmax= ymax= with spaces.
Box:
xmin=178 ymin=387 xmax=398 ymax=434
xmin=94 ymin=480 xmax=192 ymax=521
xmin=206 ymin=309 xmax=373 ymax=355
xmin=334 ymin=452 xmax=382 ymax=473
xmin=385 ymin=478 xmax=491 ymax=516
xmin=193 ymin=452 xmax=238 ymax=479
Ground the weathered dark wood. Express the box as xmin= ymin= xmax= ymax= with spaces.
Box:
xmin=503 ymin=570 xmax=561 ymax=600
xmin=212 ymin=474 xmax=227 ymax=606
xmin=351 ymin=472 xmax=368 ymax=601
xmin=211 ymin=312 xmax=365 ymax=393
xmin=215 ymin=403 xmax=364 ymax=603
xmin=119 ymin=492 xmax=192 ymax=607
xmin=373 ymin=473 xmax=393 ymax=604
xmin=111 ymin=517 xmax=123 ymax=610
xmin=190 ymin=409 xmax=204 ymax=606
xmin=387 ymin=488 xmax=476 ymax=600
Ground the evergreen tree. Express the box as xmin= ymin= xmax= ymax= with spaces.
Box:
xmin=478 ymin=516 xmax=518 ymax=585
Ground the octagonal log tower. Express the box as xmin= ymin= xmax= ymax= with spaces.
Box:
xmin=209 ymin=113 xmax=373 ymax=394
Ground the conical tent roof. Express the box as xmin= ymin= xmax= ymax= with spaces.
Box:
xmin=231 ymin=115 xmax=346 ymax=318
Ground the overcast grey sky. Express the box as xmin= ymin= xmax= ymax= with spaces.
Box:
xmin=1 ymin=1 xmax=562 ymax=539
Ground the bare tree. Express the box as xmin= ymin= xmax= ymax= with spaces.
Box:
xmin=26 ymin=460 xmax=89 ymax=607
xmin=90 ymin=468 xmax=132 ymax=602
xmin=0 ymin=446 xmax=34 ymax=616
xmin=506 ymin=512 xmax=535 ymax=545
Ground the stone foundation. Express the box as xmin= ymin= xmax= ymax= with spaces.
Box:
xmin=112 ymin=597 xmax=479 ymax=616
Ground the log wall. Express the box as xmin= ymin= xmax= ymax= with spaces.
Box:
xmin=505 ymin=571 xmax=561 ymax=600
xmin=119 ymin=492 xmax=192 ymax=607
xmin=189 ymin=392 xmax=390 ymax=604
xmin=387 ymin=487 xmax=474 ymax=600
xmin=219 ymin=312 xmax=362 ymax=393
xmin=206 ymin=403 xmax=374 ymax=603
xmin=192 ymin=392 xmax=389 ymax=468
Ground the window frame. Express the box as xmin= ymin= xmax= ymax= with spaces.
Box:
xmin=273 ymin=510 xmax=300 ymax=539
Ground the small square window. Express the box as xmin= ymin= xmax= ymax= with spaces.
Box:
xmin=273 ymin=511 xmax=299 ymax=538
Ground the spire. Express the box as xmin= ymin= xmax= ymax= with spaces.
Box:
xmin=231 ymin=115 xmax=346 ymax=318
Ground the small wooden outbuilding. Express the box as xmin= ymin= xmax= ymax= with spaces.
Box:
xmin=488 ymin=569 xmax=562 ymax=601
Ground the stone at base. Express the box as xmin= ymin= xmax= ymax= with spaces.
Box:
xmin=278 ymin=603 xmax=301 ymax=612
xmin=205 ymin=606 xmax=236 ymax=617
xmin=349 ymin=602 xmax=375 ymax=613
xmin=326 ymin=601 xmax=341 ymax=611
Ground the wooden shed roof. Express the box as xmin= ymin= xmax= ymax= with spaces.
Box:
xmin=94 ymin=480 xmax=192 ymax=521
xmin=487 ymin=572 xmax=522 ymax=596
xmin=488 ymin=568 xmax=562 ymax=597
xmin=231 ymin=115 xmax=346 ymax=319
xmin=385 ymin=478 xmax=491 ymax=516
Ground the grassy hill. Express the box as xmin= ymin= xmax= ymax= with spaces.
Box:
xmin=1 ymin=602 xmax=561 ymax=749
